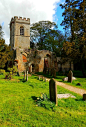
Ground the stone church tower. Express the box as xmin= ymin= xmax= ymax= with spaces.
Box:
xmin=10 ymin=16 xmax=30 ymax=72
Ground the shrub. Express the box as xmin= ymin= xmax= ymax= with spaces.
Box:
xmin=5 ymin=66 xmax=18 ymax=80
xmin=5 ymin=72 xmax=12 ymax=80
xmin=0 ymin=69 xmax=5 ymax=75
xmin=36 ymin=93 xmax=56 ymax=111
xmin=8 ymin=66 xmax=18 ymax=75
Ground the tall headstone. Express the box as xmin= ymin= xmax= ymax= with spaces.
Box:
xmin=68 ymin=70 xmax=73 ymax=83
xmin=26 ymin=71 xmax=28 ymax=81
xmin=49 ymin=78 xmax=57 ymax=105
xmin=83 ymin=94 xmax=86 ymax=100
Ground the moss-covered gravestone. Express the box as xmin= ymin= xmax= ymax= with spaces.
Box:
xmin=49 ymin=78 xmax=57 ymax=105
xmin=68 ymin=70 xmax=73 ymax=83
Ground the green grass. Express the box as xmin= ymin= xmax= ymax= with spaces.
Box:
xmin=36 ymin=71 xmax=86 ymax=90
xmin=0 ymin=74 xmax=86 ymax=127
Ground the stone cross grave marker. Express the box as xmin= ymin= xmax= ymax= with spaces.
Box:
xmin=49 ymin=78 xmax=57 ymax=105
xmin=68 ymin=70 xmax=73 ymax=83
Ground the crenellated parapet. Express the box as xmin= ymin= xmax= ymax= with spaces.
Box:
xmin=10 ymin=16 xmax=30 ymax=25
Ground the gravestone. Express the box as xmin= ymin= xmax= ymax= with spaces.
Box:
xmin=76 ymin=83 xmax=82 ymax=87
xmin=68 ymin=70 xmax=73 ymax=83
xmin=24 ymin=71 xmax=25 ymax=80
xmin=43 ymin=77 xmax=45 ymax=81
xmin=26 ymin=71 xmax=28 ymax=81
xmin=53 ymin=68 xmax=56 ymax=78
xmin=83 ymin=94 xmax=86 ymax=100
xmin=39 ymin=76 xmax=40 ymax=80
xmin=49 ymin=78 xmax=57 ymax=105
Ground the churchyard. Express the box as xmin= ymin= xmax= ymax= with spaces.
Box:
xmin=36 ymin=70 xmax=86 ymax=90
xmin=0 ymin=72 xmax=86 ymax=127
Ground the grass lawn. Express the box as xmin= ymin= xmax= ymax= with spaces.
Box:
xmin=0 ymin=74 xmax=86 ymax=127
xmin=36 ymin=71 xmax=86 ymax=90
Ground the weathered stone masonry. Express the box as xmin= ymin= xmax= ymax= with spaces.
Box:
xmin=10 ymin=16 xmax=30 ymax=71
xmin=9 ymin=16 xmax=73 ymax=72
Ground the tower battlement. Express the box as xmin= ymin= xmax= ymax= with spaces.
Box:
xmin=10 ymin=16 xmax=30 ymax=24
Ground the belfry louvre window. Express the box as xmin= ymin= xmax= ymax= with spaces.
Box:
xmin=20 ymin=26 xmax=24 ymax=35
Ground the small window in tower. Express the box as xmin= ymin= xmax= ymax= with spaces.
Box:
xmin=20 ymin=26 xmax=24 ymax=35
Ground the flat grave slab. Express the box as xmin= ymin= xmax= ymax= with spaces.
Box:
xmin=57 ymin=94 xmax=76 ymax=99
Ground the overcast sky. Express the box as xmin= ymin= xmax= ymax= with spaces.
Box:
xmin=0 ymin=0 xmax=64 ymax=45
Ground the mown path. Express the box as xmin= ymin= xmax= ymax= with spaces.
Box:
xmin=34 ymin=74 xmax=86 ymax=96
xmin=56 ymin=81 xmax=86 ymax=96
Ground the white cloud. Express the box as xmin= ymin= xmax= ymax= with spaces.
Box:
xmin=0 ymin=0 xmax=61 ymax=45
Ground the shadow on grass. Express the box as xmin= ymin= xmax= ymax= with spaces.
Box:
xmin=19 ymin=79 xmax=27 ymax=82
xmin=31 ymin=96 xmax=37 ymax=100
xmin=75 ymin=98 xmax=84 ymax=101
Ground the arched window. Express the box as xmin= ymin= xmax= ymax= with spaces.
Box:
xmin=20 ymin=26 xmax=24 ymax=35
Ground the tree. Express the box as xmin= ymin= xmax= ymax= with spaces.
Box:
xmin=0 ymin=39 xmax=13 ymax=69
xmin=0 ymin=26 xmax=13 ymax=69
xmin=30 ymin=20 xmax=65 ymax=57
xmin=60 ymin=0 xmax=86 ymax=77
xmin=30 ymin=21 xmax=58 ymax=50
xmin=0 ymin=25 xmax=4 ymax=39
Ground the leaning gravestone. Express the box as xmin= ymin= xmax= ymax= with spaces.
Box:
xmin=68 ymin=70 xmax=73 ymax=83
xmin=83 ymin=94 xmax=86 ymax=100
xmin=49 ymin=78 xmax=57 ymax=105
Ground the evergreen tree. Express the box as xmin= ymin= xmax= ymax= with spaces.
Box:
xmin=0 ymin=25 xmax=13 ymax=69
xmin=60 ymin=0 xmax=86 ymax=77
